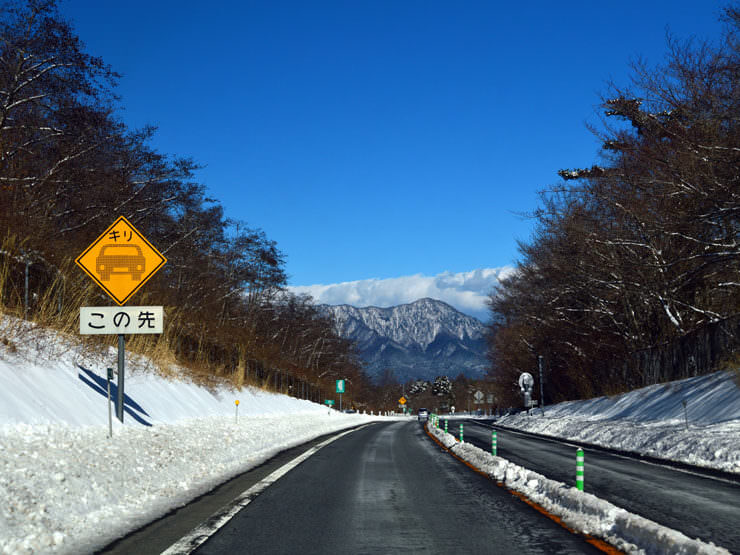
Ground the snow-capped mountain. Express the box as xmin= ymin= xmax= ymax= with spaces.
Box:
xmin=320 ymin=298 xmax=489 ymax=382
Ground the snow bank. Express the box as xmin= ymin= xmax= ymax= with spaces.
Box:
xmin=1 ymin=413 xmax=378 ymax=554
xmin=496 ymin=371 xmax=740 ymax=474
xmin=0 ymin=316 xmax=331 ymax=428
xmin=427 ymin=425 xmax=731 ymax=554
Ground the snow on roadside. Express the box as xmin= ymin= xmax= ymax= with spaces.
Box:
xmin=0 ymin=316 xmax=389 ymax=553
xmin=1 ymin=412 xmax=379 ymax=554
xmin=495 ymin=371 xmax=740 ymax=474
xmin=427 ymin=424 xmax=731 ymax=555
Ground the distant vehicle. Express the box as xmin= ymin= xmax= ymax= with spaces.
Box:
xmin=96 ymin=244 xmax=145 ymax=281
xmin=418 ymin=408 xmax=429 ymax=422
xmin=342 ymin=409 xmax=356 ymax=414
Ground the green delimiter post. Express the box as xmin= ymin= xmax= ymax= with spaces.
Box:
xmin=576 ymin=448 xmax=584 ymax=491
xmin=459 ymin=423 xmax=464 ymax=443
xmin=492 ymin=430 xmax=497 ymax=456
xmin=444 ymin=419 xmax=448 ymax=433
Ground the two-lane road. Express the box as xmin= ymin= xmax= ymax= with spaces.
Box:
xmin=195 ymin=421 xmax=603 ymax=554
xmin=455 ymin=418 xmax=740 ymax=552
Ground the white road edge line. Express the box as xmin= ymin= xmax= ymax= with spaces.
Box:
xmin=160 ymin=425 xmax=368 ymax=555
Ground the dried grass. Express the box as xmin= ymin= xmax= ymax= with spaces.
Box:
xmin=0 ymin=235 xmax=300 ymax=397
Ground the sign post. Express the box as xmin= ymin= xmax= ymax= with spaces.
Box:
xmin=76 ymin=216 xmax=166 ymax=424
xmin=336 ymin=379 xmax=345 ymax=411
xmin=117 ymin=334 xmax=125 ymax=421
xmin=473 ymin=390 xmax=484 ymax=405
xmin=519 ymin=372 xmax=534 ymax=413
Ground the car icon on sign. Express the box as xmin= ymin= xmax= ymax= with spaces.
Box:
xmin=96 ymin=244 xmax=145 ymax=281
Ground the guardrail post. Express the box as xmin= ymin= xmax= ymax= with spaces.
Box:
xmin=576 ymin=447 xmax=584 ymax=491
xmin=492 ymin=430 xmax=497 ymax=456
xmin=459 ymin=423 xmax=464 ymax=443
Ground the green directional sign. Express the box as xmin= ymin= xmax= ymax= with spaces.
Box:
xmin=336 ymin=379 xmax=345 ymax=393
xmin=325 ymin=399 xmax=335 ymax=406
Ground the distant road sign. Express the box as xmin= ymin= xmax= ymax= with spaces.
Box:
xmin=76 ymin=216 xmax=166 ymax=305
xmin=473 ymin=390 xmax=484 ymax=404
xmin=398 ymin=396 xmax=407 ymax=405
xmin=80 ymin=306 xmax=163 ymax=335
xmin=336 ymin=379 xmax=345 ymax=394
xmin=325 ymin=399 xmax=335 ymax=406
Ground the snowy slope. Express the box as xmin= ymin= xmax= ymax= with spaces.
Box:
xmin=495 ymin=370 xmax=740 ymax=474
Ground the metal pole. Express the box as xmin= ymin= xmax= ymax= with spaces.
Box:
xmin=116 ymin=334 xmax=125 ymax=422
xmin=107 ymin=368 xmax=113 ymax=438
xmin=24 ymin=259 xmax=29 ymax=320
xmin=538 ymin=355 xmax=545 ymax=415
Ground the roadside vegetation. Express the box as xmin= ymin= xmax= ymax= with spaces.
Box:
xmin=0 ymin=1 xmax=372 ymax=408
xmin=488 ymin=6 xmax=740 ymax=405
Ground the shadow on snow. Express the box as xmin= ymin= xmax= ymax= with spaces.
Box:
xmin=77 ymin=365 xmax=152 ymax=427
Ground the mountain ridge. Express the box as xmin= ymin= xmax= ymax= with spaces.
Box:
xmin=320 ymin=298 xmax=489 ymax=383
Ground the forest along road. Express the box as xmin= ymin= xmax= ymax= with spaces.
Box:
xmin=458 ymin=418 xmax=740 ymax=552
xmin=193 ymin=421 xmax=603 ymax=554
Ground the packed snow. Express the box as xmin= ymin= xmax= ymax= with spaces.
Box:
xmin=1 ymin=314 xmax=738 ymax=554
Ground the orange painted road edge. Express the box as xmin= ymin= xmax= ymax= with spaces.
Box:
xmin=425 ymin=425 xmax=623 ymax=555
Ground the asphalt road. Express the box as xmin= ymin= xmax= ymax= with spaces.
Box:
xmin=99 ymin=430 xmax=357 ymax=555
xmin=455 ymin=418 xmax=740 ymax=552
xmin=195 ymin=421 xmax=603 ymax=554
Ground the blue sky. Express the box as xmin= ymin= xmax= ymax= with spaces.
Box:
xmin=61 ymin=0 xmax=728 ymax=319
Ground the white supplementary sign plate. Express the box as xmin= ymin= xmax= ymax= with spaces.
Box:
xmin=80 ymin=306 xmax=163 ymax=335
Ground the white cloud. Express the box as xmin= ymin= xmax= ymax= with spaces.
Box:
xmin=289 ymin=267 xmax=515 ymax=321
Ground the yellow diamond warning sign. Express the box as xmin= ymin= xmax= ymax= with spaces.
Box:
xmin=75 ymin=216 xmax=166 ymax=306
